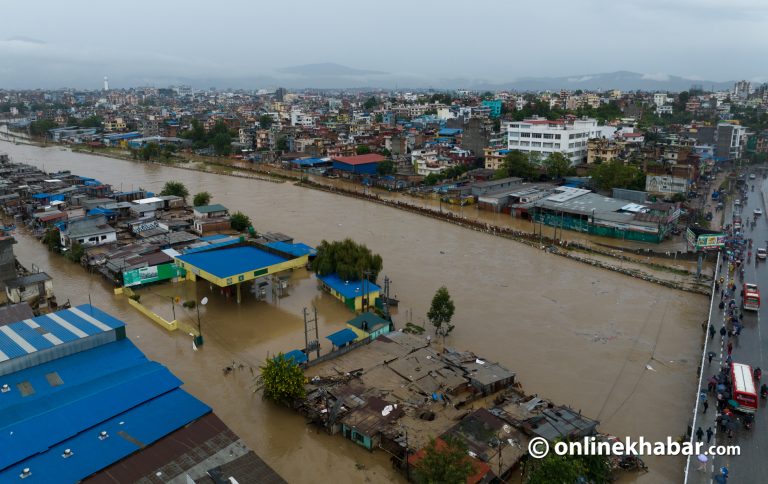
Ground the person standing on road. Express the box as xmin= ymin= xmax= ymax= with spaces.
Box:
xmin=710 ymin=324 xmax=716 ymax=339
xmin=706 ymin=427 xmax=714 ymax=443
xmin=696 ymin=427 xmax=704 ymax=441
xmin=703 ymin=400 xmax=709 ymax=413
xmin=720 ymin=326 xmax=727 ymax=338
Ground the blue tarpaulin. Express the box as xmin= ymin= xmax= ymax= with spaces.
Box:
xmin=281 ymin=350 xmax=308 ymax=365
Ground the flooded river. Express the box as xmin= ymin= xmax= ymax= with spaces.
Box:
xmin=3 ymin=141 xmax=705 ymax=483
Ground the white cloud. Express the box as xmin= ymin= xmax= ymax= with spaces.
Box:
xmin=641 ymin=73 xmax=670 ymax=82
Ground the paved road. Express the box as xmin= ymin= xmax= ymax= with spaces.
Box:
xmin=687 ymin=175 xmax=768 ymax=483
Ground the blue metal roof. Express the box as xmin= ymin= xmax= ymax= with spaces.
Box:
xmin=176 ymin=246 xmax=289 ymax=279
xmin=282 ymin=350 xmax=308 ymax=365
xmin=0 ymin=337 xmax=210 ymax=481
xmin=31 ymin=193 xmax=51 ymax=199
xmin=317 ymin=273 xmax=381 ymax=299
xmin=438 ymin=128 xmax=462 ymax=136
xmin=0 ymin=389 xmax=208 ymax=483
xmin=0 ymin=305 xmax=124 ymax=364
xmin=199 ymin=234 xmax=230 ymax=242
xmin=326 ymin=328 xmax=358 ymax=347
xmin=265 ymin=241 xmax=317 ymax=257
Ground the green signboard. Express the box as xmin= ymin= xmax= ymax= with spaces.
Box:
xmin=686 ymin=227 xmax=725 ymax=250
xmin=123 ymin=263 xmax=184 ymax=287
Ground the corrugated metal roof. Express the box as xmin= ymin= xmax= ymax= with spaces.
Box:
xmin=317 ymin=273 xmax=381 ymax=299
xmin=0 ymin=389 xmax=209 ymax=483
xmin=0 ymin=305 xmax=125 ymax=364
xmin=176 ymin=246 xmax=288 ymax=279
xmin=0 ymin=338 xmax=210 ymax=482
xmin=326 ymin=328 xmax=358 ymax=347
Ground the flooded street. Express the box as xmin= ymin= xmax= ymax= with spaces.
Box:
xmin=3 ymin=140 xmax=706 ymax=483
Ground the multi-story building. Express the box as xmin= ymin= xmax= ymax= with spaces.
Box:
xmin=587 ymin=138 xmax=621 ymax=164
xmin=715 ymin=122 xmax=748 ymax=160
xmin=506 ymin=116 xmax=613 ymax=164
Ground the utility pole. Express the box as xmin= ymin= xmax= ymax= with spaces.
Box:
xmin=304 ymin=307 xmax=320 ymax=359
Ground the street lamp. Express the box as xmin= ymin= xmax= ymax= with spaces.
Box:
xmin=195 ymin=296 xmax=208 ymax=346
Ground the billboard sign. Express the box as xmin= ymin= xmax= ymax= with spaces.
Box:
xmin=687 ymin=227 xmax=725 ymax=250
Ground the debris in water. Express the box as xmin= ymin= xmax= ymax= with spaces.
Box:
xmin=646 ymin=364 xmax=656 ymax=372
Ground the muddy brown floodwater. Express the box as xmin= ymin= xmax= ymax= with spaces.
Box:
xmin=3 ymin=141 xmax=705 ymax=483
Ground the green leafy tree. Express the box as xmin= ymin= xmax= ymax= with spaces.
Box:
xmin=525 ymin=446 xmax=611 ymax=484
xmin=160 ymin=181 xmax=189 ymax=200
xmin=311 ymin=239 xmax=383 ymax=282
xmin=412 ymin=436 xmax=474 ymax=484
xmin=67 ymin=242 xmax=86 ymax=263
xmin=29 ymin=119 xmax=57 ymax=136
xmin=543 ymin=152 xmax=572 ymax=180
xmin=260 ymin=352 xmax=306 ymax=405
xmin=590 ymin=160 xmax=646 ymax=191
xmin=193 ymin=191 xmax=212 ymax=207
xmin=79 ymin=115 xmax=103 ymax=128
xmin=363 ymin=96 xmax=378 ymax=111
xmin=525 ymin=453 xmax=584 ymax=484
xmin=377 ymin=159 xmax=396 ymax=175
xmin=497 ymin=150 xmax=535 ymax=180
xmin=230 ymin=211 xmax=251 ymax=231
xmin=258 ymin=114 xmax=274 ymax=129
xmin=212 ymin=132 xmax=232 ymax=156
xmin=427 ymin=286 xmax=455 ymax=337
xmin=43 ymin=228 xmax=62 ymax=252
xmin=139 ymin=142 xmax=161 ymax=161
xmin=276 ymin=136 xmax=289 ymax=152
xmin=356 ymin=144 xmax=372 ymax=155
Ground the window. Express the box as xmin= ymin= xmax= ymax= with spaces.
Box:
xmin=555 ymin=134 xmax=561 ymax=139
xmin=521 ymin=132 xmax=531 ymax=138
xmin=100 ymin=235 xmax=107 ymax=240
xmin=543 ymin=134 xmax=554 ymax=139
xmin=569 ymin=134 xmax=576 ymax=139
xmin=532 ymin=133 xmax=542 ymax=138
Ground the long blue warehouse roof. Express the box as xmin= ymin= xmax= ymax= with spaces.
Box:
xmin=317 ymin=273 xmax=381 ymax=299
xmin=0 ymin=304 xmax=124 ymax=365
xmin=0 ymin=336 xmax=210 ymax=481
xmin=265 ymin=241 xmax=317 ymax=257
xmin=176 ymin=246 xmax=290 ymax=279
xmin=326 ymin=328 xmax=358 ymax=347
xmin=1 ymin=389 xmax=208 ymax=483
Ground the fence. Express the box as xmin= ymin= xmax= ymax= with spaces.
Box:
xmin=115 ymin=286 xmax=179 ymax=332
xmin=304 ymin=335 xmax=373 ymax=368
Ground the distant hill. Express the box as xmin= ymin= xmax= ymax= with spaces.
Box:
xmin=134 ymin=68 xmax=737 ymax=92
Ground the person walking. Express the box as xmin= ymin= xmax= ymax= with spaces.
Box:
xmin=727 ymin=342 xmax=733 ymax=356
xmin=706 ymin=427 xmax=714 ymax=444
xmin=703 ymin=400 xmax=709 ymax=413
xmin=696 ymin=427 xmax=704 ymax=441
xmin=708 ymin=352 xmax=716 ymax=364
xmin=720 ymin=326 xmax=727 ymax=338
xmin=710 ymin=324 xmax=716 ymax=339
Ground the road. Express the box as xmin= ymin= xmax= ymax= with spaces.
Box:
xmin=688 ymin=174 xmax=768 ymax=483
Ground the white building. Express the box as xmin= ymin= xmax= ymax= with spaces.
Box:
xmin=411 ymin=149 xmax=453 ymax=176
xmin=656 ymin=105 xmax=673 ymax=115
xmin=506 ymin=117 xmax=614 ymax=164
xmin=653 ymin=93 xmax=667 ymax=106
xmin=290 ymin=110 xmax=315 ymax=127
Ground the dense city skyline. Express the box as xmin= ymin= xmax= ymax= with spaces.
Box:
xmin=2 ymin=0 xmax=767 ymax=89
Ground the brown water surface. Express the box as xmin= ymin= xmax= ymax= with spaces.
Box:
xmin=3 ymin=141 xmax=705 ymax=483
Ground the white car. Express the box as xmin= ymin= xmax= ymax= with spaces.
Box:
xmin=758 ymin=248 xmax=767 ymax=260
xmin=750 ymin=174 xmax=757 ymax=179
xmin=735 ymin=199 xmax=741 ymax=206
xmin=755 ymin=208 xmax=763 ymax=216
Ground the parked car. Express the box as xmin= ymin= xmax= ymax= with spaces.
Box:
xmin=750 ymin=174 xmax=757 ymax=180
xmin=758 ymin=248 xmax=767 ymax=260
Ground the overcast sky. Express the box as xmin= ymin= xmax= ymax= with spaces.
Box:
xmin=1 ymin=0 xmax=767 ymax=89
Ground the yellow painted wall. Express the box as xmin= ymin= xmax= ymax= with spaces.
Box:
xmin=352 ymin=291 xmax=380 ymax=311
xmin=176 ymin=255 xmax=306 ymax=287
xmin=346 ymin=324 xmax=369 ymax=342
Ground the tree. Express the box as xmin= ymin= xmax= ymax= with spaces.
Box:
xmin=670 ymin=192 xmax=687 ymax=203
xmin=212 ymin=132 xmax=232 ymax=156
xmin=525 ymin=446 xmax=611 ymax=484
xmin=193 ymin=191 xmax=212 ymax=207
xmin=29 ymin=119 xmax=57 ymax=137
xmin=363 ymin=96 xmax=378 ymax=111
xmin=260 ymin=352 xmax=306 ymax=405
xmin=43 ymin=228 xmax=62 ymax=252
xmin=230 ymin=211 xmax=251 ymax=231
xmin=377 ymin=159 xmax=396 ymax=176
xmin=412 ymin=436 xmax=474 ymax=484
xmin=427 ymin=286 xmax=455 ymax=337
xmin=160 ymin=181 xmax=189 ymax=200
xmin=543 ymin=152 xmax=572 ymax=180
xmin=139 ymin=142 xmax=161 ymax=161
xmin=79 ymin=115 xmax=103 ymax=128
xmin=311 ymin=239 xmax=383 ymax=282
xmin=497 ymin=150 xmax=535 ymax=180
xmin=67 ymin=242 xmax=86 ymax=263
xmin=356 ymin=144 xmax=372 ymax=155
xmin=258 ymin=114 xmax=274 ymax=129
xmin=590 ymin=160 xmax=646 ymax=191
xmin=276 ymin=136 xmax=289 ymax=152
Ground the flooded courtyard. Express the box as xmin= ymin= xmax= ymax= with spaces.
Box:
xmin=3 ymin=140 xmax=706 ymax=483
